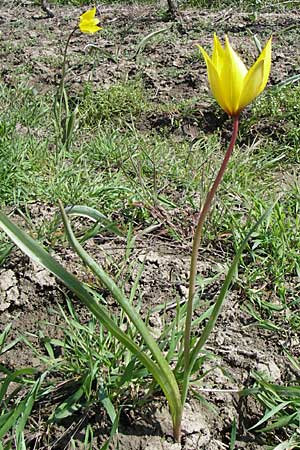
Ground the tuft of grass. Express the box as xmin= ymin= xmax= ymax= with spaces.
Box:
xmin=242 ymin=84 xmax=300 ymax=164
xmin=4 ymin=292 xmax=147 ymax=448
xmin=244 ymin=371 xmax=300 ymax=449
xmin=79 ymin=80 xmax=149 ymax=128
xmin=0 ymin=240 xmax=13 ymax=267
xmin=0 ymin=324 xmax=41 ymax=449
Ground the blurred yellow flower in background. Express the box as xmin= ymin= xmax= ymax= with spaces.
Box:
xmin=79 ymin=7 xmax=101 ymax=34
xmin=198 ymin=34 xmax=272 ymax=117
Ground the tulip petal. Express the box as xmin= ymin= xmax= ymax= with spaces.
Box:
xmin=80 ymin=7 xmax=96 ymax=22
xmin=238 ymin=60 xmax=264 ymax=112
xmin=198 ymin=34 xmax=271 ymax=116
xmin=212 ymin=33 xmax=225 ymax=69
xmin=79 ymin=7 xmax=101 ymax=34
xmin=219 ymin=37 xmax=248 ymax=115
xmin=79 ymin=24 xmax=101 ymax=34
xmin=238 ymin=37 xmax=272 ymax=112
xmin=224 ymin=36 xmax=248 ymax=78
xmin=253 ymin=36 xmax=272 ymax=95
xmin=198 ymin=45 xmax=230 ymax=115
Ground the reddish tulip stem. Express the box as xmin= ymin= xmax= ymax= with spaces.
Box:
xmin=182 ymin=115 xmax=239 ymax=403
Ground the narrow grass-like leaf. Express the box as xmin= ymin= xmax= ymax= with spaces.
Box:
xmin=99 ymin=385 xmax=117 ymax=425
xmin=275 ymin=73 xmax=300 ymax=87
xmin=0 ymin=323 xmax=12 ymax=352
xmin=0 ymin=373 xmax=42 ymax=438
xmin=134 ymin=27 xmax=169 ymax=59
xmin=253 ymin=34 xmax=262 ymax=53
xmin=59 ymin=202 xmax=183 ymax=431
xmin=64 ymin=205 xmax=124 ymax=238
xmin=101 ymin=410 xmax=120 ymax=450
xmin=0 ymin=243 xmax=13 ymax=266
xmin=0 ymin=212 xmax=157 ymax=375
xmin=0 ymin=368 xmax=35 ymax=406
xmin=50 ymin=386 xmax=85 ymax=421
xmin=259 ymin=412 xmax=297 ymax=432
xmin=230 ymin=418 xmax=237 ymax=450
xmin=15 ymin=374 xmax=46 ymax=445
xmin=248 ymin=401 xmax=291 ymax=430
xmin=83 ymin=424 xmax=94 ymax=450
xmin=273 ymin=436 xmax=300 ymax=450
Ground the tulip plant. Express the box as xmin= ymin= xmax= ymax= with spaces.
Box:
xmin=0 ymin=22 xmax=272 ymax=443
xmin=182 ymin=33 xmax=272 ymax=403
xmin=54 ymin=7 xmax=101 ymax=158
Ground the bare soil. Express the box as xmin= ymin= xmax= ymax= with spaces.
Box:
xmin=0 ymin=1 xmax=300 ymax=449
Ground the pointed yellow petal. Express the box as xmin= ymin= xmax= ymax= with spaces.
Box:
xmin=212 ymin=33 xmax=225 ymax=70
xmin=238 ymin=37 xmax=272 ymax=112
xmin=253 ymin=36 xmax=272 ymax=95
xmin=224 ymin=36 xmax=247 ymax=78
xmin=80 ymin=7 xmax=96 ymax=22
xmin=79 ymin=7 xmax=101 ymax=34
xmin=198 ymin=34 xmax=272 ymax=116
xmin=219 ymin=37 xmax=247 ymax=115
xmin=238 ymin=60 xmax=264 ymax=112
xmin=198 ymin=45 xmax=230 ymax=115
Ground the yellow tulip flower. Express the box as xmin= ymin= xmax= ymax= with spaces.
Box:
xmin=198 ymin=34 xmax=272 ymax=117
xmin=79 ymin=7 xmax=101 ymax=34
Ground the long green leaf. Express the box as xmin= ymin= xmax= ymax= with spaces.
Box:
xmin=101 ymin=410 xmax=120 ymax=450
xmin=0 ymin=213 xmax=155 ymax=374
xmin=0 ymin=368 xmax=35 ymax=405
xmin=248 ymin=401 xmax=291 ymax=430
xmin=99 ymin=385 xmax=117 ymax=425
xmin=59 ymin=201 xmax=182 ymax=429
xmin=133 ymin=27 xmax=169 ymax=59
xmin=0 ymin=211 xmax=182 ymax=434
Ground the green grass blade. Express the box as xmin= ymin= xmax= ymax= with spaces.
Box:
xmin=101 ymin=410 xmax=120 ymax=450
xmin=15 ymin=373 xmax=46 ymax=442
xmin=0 ymin=368 xmax=35 ymax=405
xmin=259 ymin=412 xmax=297 ymax=432
xmin=0 ymin=211 xmax=162 ymax=364
xmin=230 ymin=418 xmax=237 ymax=450
xmin=0 ymin=396 xmax=30 ymax=438
xmin=50 ymin=386 xmax=85 ymax=421
xmin=248 ymin=401 xmax=291 ymax=430
xmin=273 ymin=437 xmax=300 ymax=450
xmin=0 ymin=323 xmax=12 ymax=352
xmin=0 ymin=212 xmax=153 ymax=366
xmin=0 ymin=243 xmax=13 ymax=266
xmin=134 ymin=27 xmax=169 ymax=59
xmin=99 ymin=385 xmax=117 ymax=425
